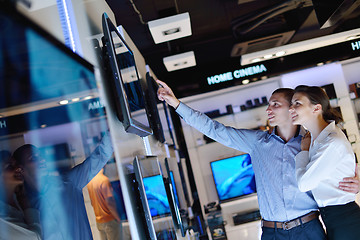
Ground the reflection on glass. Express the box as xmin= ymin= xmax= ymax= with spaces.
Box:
xmin=0 ymin=4 xmax=126 ymax=240
xmin=133 ymin=156 xmax=177 ymax=239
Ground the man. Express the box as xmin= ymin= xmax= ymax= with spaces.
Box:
xmin=87 ymin=168 xmax=122 ymax=240
xmin=156 ymin=80 xmax=359 ymax=240
xmin=12 ymin=131 xmax=113 ymax=240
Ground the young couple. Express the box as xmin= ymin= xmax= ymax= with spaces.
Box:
xmin=157 ymin=80 xmax=360 ymax=240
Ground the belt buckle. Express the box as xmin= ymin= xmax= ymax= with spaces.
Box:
xmin=282 ymin=221 xmax=291 ymax=230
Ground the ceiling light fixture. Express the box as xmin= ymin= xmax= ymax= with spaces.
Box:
xmin=275 ymin=51 xmax=286 ymax=57
xmin=263 ymin=54 xmax=273 ymax=59
xmin=242 ymin=79 xmax=250 ymax=84
xmin=72 ymin=97 xmax=80 ymax=102
xmin=241 ymin=28 xmax=360 ymax=65
xmin=59 ymin=100 xmax=69 ymax=105
xmin=251 ymin=58 xmax=261 ymax=63
xmin=163 ymin=27 xmax=181 ymax=36
xmin=163 ymin=51 xmax=196 ymax=71
xmin=346 ymin=34 xmax=360 ymax=40
xmin=83 ymin=96 xmax=93 ymax=100
xmin=148 ymin=12 xmax=192 ymax=44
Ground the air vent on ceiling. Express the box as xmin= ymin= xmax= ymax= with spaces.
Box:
xmin=231 ymin=30 xmax=295 ymax=57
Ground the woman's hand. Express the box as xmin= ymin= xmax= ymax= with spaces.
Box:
xmin=339 ymin=164 xmax=360 ymax=194
xmin=156 ymin=80 xmax=180 ymax=108
xmin=301 ymin=132 xmax=311 ymax=151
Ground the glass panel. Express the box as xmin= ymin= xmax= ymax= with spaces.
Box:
xmin=0 ymin=4 xmax=126 ymax=240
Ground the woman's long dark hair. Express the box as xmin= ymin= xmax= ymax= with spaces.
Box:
xmin=294 ymin=85 xmax=343 ymax=124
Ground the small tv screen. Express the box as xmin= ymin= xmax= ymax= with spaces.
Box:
xmin=210 ymin=154 xmax=256 ymax=202
xmin=102 ymin=13 xmax=152 ymax=137
xmin=143 ymin=175 xmax=170 ymax=217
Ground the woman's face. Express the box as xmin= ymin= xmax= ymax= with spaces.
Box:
xmin=289 ymin=92 xmax=316 ymax=126
xmin=1 ymin=158 xmax=23 ymax=186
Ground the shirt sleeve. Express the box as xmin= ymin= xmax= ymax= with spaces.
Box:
xmin=176 ymin=102 xmax=258 ymax=153
xmin=68 ymin=130 xmax=114 ymax=189
xmin=295 ymin=137 xmax=349 ymax=192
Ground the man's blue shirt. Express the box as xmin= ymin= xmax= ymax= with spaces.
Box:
xmin=176 ymin=102 xmax=318 ymax=221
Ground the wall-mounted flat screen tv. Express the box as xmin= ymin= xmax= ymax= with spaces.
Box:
xmin=102 ymin=13 xmax=152 ymax=137
xmin=144 ymin=70 xmax=165 ymax=143
xmin=210 ymin=154 xmax=256 ymax=202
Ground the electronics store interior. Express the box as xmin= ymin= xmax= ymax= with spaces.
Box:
xmin=1 ymin=0 xmax=360 ymax=239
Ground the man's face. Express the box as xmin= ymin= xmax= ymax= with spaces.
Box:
xmin=20 ymin=148 xmax=48 ymax=190
xmin=266 ymin=93 xmax=292 ymax=127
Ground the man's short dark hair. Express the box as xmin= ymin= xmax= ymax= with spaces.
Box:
xmin=272 ymin=88 xmax=295 ymax=104
xmin=13 ymin=144 xmax=37 ymax=166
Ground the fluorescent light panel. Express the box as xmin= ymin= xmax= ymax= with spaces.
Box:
xmin=241 ymin=28 xmax=360 ymax=65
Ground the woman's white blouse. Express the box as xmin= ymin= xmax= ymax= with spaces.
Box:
xmin=295 ymin=121 xmax=356 ymax=207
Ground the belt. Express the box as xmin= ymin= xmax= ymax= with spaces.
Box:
xmin=261 ymin=211 xmax=319 ymax=230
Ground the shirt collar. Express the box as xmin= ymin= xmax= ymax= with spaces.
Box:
xmin=270 ymin=125 xmax=302 ymax=141
xmin=314 ymin=121 xmax=336 ymax=143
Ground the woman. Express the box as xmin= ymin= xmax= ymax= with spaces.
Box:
xmin=0 ymin=150 xmax=41 ymax=239
xmin=289 ymin=85 xmax=360 ymax=240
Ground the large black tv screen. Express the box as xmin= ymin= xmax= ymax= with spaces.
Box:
xmin=210 ymin=154 xmax=256 ymax=202
xmin=0 ymin=3 xmax=96 ymax=111
xmin=102 ymin=13 xmax=152 ymax=137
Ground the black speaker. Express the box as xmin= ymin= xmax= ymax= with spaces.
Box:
xmin=232 ymin=209 xmax=261 ymax=225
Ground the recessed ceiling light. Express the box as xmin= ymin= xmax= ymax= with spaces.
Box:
xmin=242 ymin=79 xmax=250 ymax=84
xmin=251 ymin=58 xmax=261 ymax=63
xmin=317 ymin=62 xmax=324 ymax=66
xmin=263 ymin=54 xmax=273 ymax=59
xmin=41 ymin=124 xmax=47 ymax=128
xmin=72 ymin=97 xmax=80 ymax=102
xmin=84 ymin=96 xmax=93 ymax=100
xmin=275 ymin=51 xmax=286 ymax=57
xmin=59 ymin=100 xmax=69 ymax=105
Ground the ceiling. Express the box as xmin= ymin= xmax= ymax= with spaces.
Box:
xmin=105 ymin=0 xmax=360 ymax=98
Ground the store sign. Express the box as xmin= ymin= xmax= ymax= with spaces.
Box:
xmin=351 ymin=41 xmax=360 ymax=51
xmin=0 ymin=120 xmax=6 ymax=129
xmin=88 ymin=99 xmax=105 ymax=111
xmin=207 ymin=64 xmax=267 ymax=85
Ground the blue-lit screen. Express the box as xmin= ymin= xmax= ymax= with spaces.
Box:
xmin=210 ymin=154 xmax=256 ymax=202
xmin=169 ymin=171 xmax=180 ymax=207
xmin=143 ymin=175 xmax=170 ymax=217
